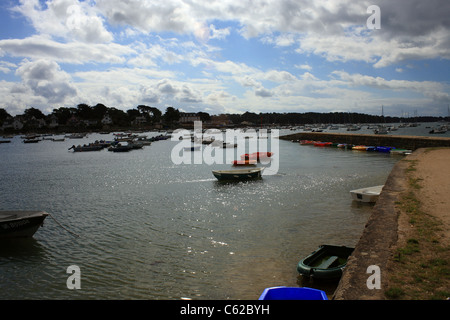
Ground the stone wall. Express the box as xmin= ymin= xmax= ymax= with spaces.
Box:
xmin=332 ymin=157 xmax=410 ymax=299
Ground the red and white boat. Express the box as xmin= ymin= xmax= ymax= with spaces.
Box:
xmin=240 ymin=152 xmax=274 ymax=161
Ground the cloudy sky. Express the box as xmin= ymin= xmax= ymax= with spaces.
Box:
xmin=0 ymin=0 xmax=449 ymax=117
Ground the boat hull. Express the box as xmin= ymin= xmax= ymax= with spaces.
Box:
xmin=297 ymin=245 xmax=354 ymax=280
xmin=212 ymin=168 xmax=263 ymax=181
xmin=0 ymin=211 xmax=48 ymax=238
xmin=259 ymin=286 xmax=328 ymax=300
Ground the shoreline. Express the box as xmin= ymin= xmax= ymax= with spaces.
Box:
xmin=333 ymin=147 xmax=450 ymax=300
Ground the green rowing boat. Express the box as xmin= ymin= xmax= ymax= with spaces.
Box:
xmin=297 ymin=245 xmax=354 ymax=280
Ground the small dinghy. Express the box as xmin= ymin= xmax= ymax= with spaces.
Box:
xmin=212 ymin=167 xmax=264 ymax=181
xmin=350 ymin=185 xmax=383 ymax=203
xmin=297 ymin=245 xmax=354 ymax=280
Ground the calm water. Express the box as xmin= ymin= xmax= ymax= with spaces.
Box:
xmin=0 ymin=123 xmax=439 ymax=300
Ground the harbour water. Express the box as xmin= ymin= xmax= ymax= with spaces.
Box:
xmin=0 ymin=124 xmax=444 ymax=299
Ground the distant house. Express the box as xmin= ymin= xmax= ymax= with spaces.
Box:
xmin=48 ymin=115 xmax=59 ymax=128
xmin=2 ymin=117 xmax=25 ymax=130
xmin=82 ymin=119 xmax=99 ymax=127
xmin=101 ymin=113 xmax=113 ymax=125
xmin=30 ymin=116 xmax=46 ymax=128
xmin=179 ymin=112 xmax=201 ymax=123
xmin=67 ymin=115 xmax=79 ymax=126
xmin=131 ymin=115 xmax=147 ymax=126
xmin=210 ymin=114 xmax=233 ymax=127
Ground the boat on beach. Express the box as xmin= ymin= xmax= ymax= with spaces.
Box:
xmin=297 ymin=245 xmax=354 ymax=280
xmin=0 ymin=211 xmax=48 ymax=238
xmin=212 ymin=167 xmax=264 ymax=181
xmin=350 ymin=185 xmax=384 ymax=203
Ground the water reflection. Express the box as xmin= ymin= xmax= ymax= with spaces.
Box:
xmin=0 ymin=130 xmax=402 ymax=299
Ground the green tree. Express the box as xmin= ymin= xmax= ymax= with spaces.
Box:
xmin=76 ymin=103 xmax=92 ymax=120
xmin=0 ymin=108 xmax=11 ymax=124
xmin=23 ymin=107 xmax=45 ymax=120
xmin=163 ymin=106 xmax=180 ymax=124
xmin=92 ymin=103 xmax=108 ymax=120
xmin=197 ymin=112 xmax=210 ymax=122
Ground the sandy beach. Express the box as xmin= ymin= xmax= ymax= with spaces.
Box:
xmin=410 ymin=148 xmax=450 ymax=243
xmin=387 ymin=148 xmax=450 ymax=299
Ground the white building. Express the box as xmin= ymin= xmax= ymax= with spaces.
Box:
xmin=179 ymin=112 xmax=201 ymax=123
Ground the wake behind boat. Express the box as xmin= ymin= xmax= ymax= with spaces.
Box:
xmin=212 ymin=167 xmax=264 ymax=181
xmin=0 ymin=211 xmax=48 ymax=238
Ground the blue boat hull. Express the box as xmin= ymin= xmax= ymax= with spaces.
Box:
xmin=259 ymin=286 xmax=328 ymax=300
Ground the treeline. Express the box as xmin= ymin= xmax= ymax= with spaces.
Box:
xmin=227 ymin=111 xmax=444 ymax=125
xmin=1 ymin=104 xmax=447 ymax=132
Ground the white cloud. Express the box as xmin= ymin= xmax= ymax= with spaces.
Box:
xmin=0 ymin=36 xmax=135 ymax=64
xmin=1 ymin=0 xmax=449 ymax=117
xmin=295 ymin=64 xmax=312 ymax=71
xmin=15 ymin=59 xmax=77 ymax=103
xmin=14 ymin=0 xmax=113 ymax=43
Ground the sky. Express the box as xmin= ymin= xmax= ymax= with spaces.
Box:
xmin=0 ymin=0 xmax=449 ymax=118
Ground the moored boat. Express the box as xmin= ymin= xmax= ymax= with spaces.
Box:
xmin=221 ymin=142 xmax=238 ymax=148
xmin=313 ymin=142 xmax=332 ymax=147
xmin=297 ymin=245 xmax=354 ymax=280
xmin=69 ymin=144 xmax=104 ymax=152
xmin=240 ymin=152 xmax=273 ymax=161
xmin=350 ymin=185 xmax=383 ymax=203
xmin=232 ymin=159 xmax=257 ymax=166
xmin=212 ymin=167 xmax=264 ymax=181
xmin=108 ymin=143 xmax=132 ymax=152
xmin=0 ymin=211 xmax=48 ymax=238
xmin=376 ymin=146 xmax=393 ymax=153
xmin=390 ymin=148 xmax=412 ymax=155
xmin=183 ymin=145 xmax=201 ymax=151
xmin=352 ymin=145 xmax=367 ymax=151
xmin=23 ymin=138 xmax=40 ymax=143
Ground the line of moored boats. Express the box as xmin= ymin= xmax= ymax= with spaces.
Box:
xmin=68 ymin=133 xmax=171 ymax=152
xmin=299 ymin=140 xmax=412 ymax=155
